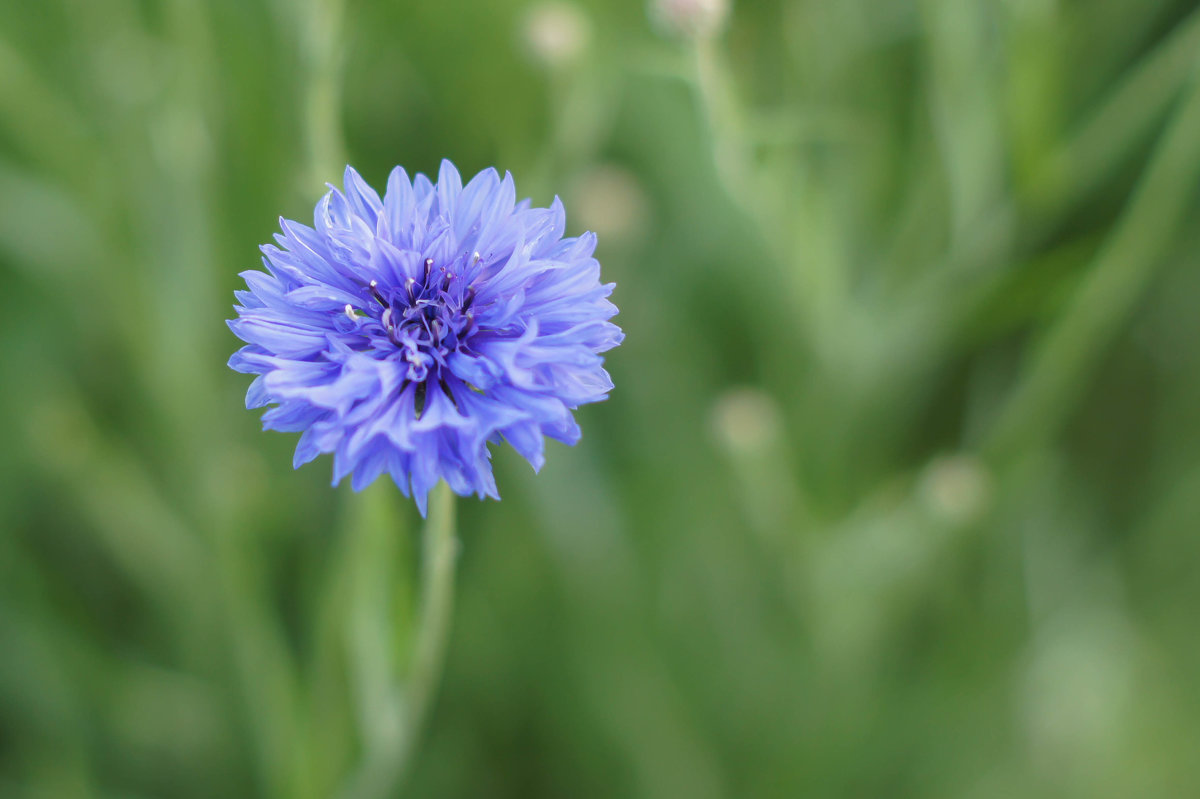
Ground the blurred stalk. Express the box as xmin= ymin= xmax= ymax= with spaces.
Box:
xmin=339 ymin=482 xmax=458 ymax=799
xmin=710 ymin=388 xmax=805 ymax=545
xmin=310 ymin=485 xmax=409 ymax=799
xmin=293 ymin=421 xmax=430 ymax=794
xmin=689 ymin=34 xmax=847 ymax=362
xmin=905 ymin=7 xmax=1200 ymax=328
xmin=154 ymin=5 xmax=306 ymax=798
xmin=151 ymin=0 xmax=222 ymax=468
xmin=985 ymin=74 xmax=1200 ymax=461
xmin=538 ymin=63 xmax=611 ymax=190
xmin=1031 ymin=5 xmax=1200 ymax=221
xmin=394 ymin=483 xmax=458 ymax=783
xmin=526 ymin=13 xmax=611 ymax=202
xmin=692 ymin=37 xmax=752 ymax=210
xmin=920 ymin=0 xmax=1005 ymax=243
xmin=873 ymin=11 xmax=1200 ymax=468
xmin=300 ymin=0 xmax=347 ymax=184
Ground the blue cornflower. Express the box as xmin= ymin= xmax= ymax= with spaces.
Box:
xmin=229 ymin=161 xmax=623 ymax=514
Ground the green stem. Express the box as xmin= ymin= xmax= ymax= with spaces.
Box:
xmin=984 ymin=75 xmax=1200 ymax=462
xmin=1033 ymin=5 xmax=1200 ymax=218
xmin=395 ymin=482 xmax=459 ymax=784
xmin=339 ymin=482 xmax=459 ymax=799
xmin=301 ymin=0 xmax=346 ymax=183
xmin=691 ymin=37 xmax=751 ymax=209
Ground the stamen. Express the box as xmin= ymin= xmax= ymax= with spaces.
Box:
xmin=466 ymin=251 xmax=483 ymax=281
xmin=368 ymin=279 xmax=388 ymax=307
xmin=365 ymin=254 xmax=478 ymax=375
xmin=344 ymin=304 xmax=357 ymax=321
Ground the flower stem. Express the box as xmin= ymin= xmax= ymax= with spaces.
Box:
xmin=337 ymin=482 xmax=458 ymax=799
xmin=394 ymin=481 xmax=458 ymax=787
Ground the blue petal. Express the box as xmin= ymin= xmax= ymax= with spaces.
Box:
xmin=245 ymin=376 xmax=271 ymax=409
xmin=436 ymin=159 xmax=463 ymax=221
xmin=342 ymin=165 xmax=383 ymax=225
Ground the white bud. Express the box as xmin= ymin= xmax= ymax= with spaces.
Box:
xmin=650 ymin=0 xmax=730 ymax=39
xmin=918 ymin=454 xmax=992 ymax=525
xmin=570 ymin=165 xmax=648 ymax=244
xmin=710 ymin=387 xmax=781 ymax=456
xmin=521 ymin=3 xmax=591 ymax=67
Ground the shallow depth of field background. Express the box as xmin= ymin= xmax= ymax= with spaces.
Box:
xmin=3 ymin=0 xmax=1200 ymax=797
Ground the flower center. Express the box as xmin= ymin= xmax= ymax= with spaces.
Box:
xmin=357 ymin=258 xmax=476 ymax=383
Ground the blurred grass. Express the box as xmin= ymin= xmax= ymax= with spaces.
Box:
xmin=3 ymin=0 xmax=1200 ymax=797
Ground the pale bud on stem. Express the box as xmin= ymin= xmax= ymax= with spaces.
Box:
xmin=650 ymin=0 xmax=731 ymax=40
xmin=521 ymin=3 xmax=591 ymax=68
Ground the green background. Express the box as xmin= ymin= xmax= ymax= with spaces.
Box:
xmin=3 ymin=0 xmax=1200 ymax=796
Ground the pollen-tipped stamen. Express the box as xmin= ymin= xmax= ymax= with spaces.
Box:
xmin=368 ymin=279 xmax=388 ymax=307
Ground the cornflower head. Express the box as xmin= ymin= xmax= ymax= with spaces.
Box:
xmin=228 ymin=161 xmax=623 ymax=514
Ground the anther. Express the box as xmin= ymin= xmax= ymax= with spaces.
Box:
xmin=368 ymin=279 xmax=388 ymax=307
xmin=405 ymin=277 xmax=416 ymax=301
xmin=424 ymin=258 xmax=434 ymax=281
xmin=381 ymin=307 xmax=395 ymax=331
xmin=344 ymin=304 xmax=357 ymax=321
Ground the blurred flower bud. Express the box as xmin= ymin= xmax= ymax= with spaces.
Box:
xmin=710 ymin=387 xmax=781 ymax=456
xmin=650 ymin=0 xmax=731 ymax=39
xmin=521 ymin=3 xmax=591 ymax=68
xmin=570 ymin=165 xmax=648 ymax=245
xmin=918 ymin=453 xmax=992 ymax=525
